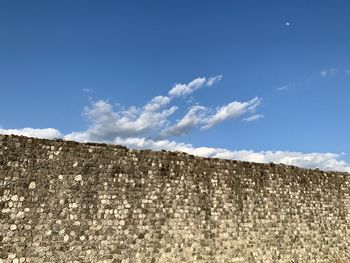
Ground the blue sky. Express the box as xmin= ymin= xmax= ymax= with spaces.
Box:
xmin=1 ymin=1 xmax=350 ymax=172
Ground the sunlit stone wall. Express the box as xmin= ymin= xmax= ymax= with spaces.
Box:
xmin=0 ymin=135 xmax=349 ymax=263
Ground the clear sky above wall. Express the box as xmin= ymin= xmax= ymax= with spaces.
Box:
xmin=0 ymin=0 xmax=349 ymax=171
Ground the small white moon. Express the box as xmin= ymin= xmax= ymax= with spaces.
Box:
xmin=285 ymin=22 xmax=291 ymax=26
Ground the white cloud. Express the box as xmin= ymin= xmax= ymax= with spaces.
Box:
xmin=207 ymin=75 xmax=223 ymax=86
xmin=69 ymin=75 xmax=228 ymax=141
xmin=0 ymin=128 xmax=63 ymax=139
xmin=319 ymin=68 xmax=350 ymax=78
xmin=65 ymin=99 xmax=178 ymax=141
xmin=243 ymin=114 xmax=264 ymax=122
xmin=65 ymin=75 xmax=262 ymax=141
xmin=201 ymin=97 xmax=262 ymax=129
xmin=168 ymin=77 xmax=206 ymax=97
xmin=83 ymin=88 xmax=93 ymax=93
xmin=65 ymin=94 xmax=262 ymax=142
xmin=320 ymin=68 xmax=338 ymax=78
xmin=162 ymin=99 xmax=263 ymax=136
xmin=144 ymin=96 xmax=171 ymax=111
xmin=277 ymin=85 xmax=289 ymax=91
xmin=168 ymin=75 xmax=221 ymax=97
xmin=161 ymin=105 xmax=208 ymax=136
xmin=63 ymin=131 xmax=91 ymax=142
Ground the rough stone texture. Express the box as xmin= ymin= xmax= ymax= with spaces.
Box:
xmin=0 ymin=134 xmax=350 ymax=263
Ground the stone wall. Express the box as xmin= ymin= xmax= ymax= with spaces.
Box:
xmin=0 ymin=134 xmax=349 ymax=263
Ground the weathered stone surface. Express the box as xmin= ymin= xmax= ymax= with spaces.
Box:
xmin=28 ymin=182 xmax=36 ymax=189
xmin=0 ymin=134 xmax=350 ymax=262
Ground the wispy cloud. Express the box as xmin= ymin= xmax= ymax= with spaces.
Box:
xmin=161 ymin=96 xmax=262 ymax=136
xmin=206 ymin=75 xmax=223 ymax=86
xmin=83 ymin=88 xmax=93 ymax=93
xmin=201 ymin=97 xmax=262 ymax=129
xmin=319 ymin=68 xmax=350 ymax=78
xmin=243 ymin=114 xmax=264 ymax=122
xmin=277 ymin=85 xmax=289 ymax=91
xmin=64 ymin=76 xmax=262 ymax=141
xmin=320 ymin=68 xmax=339 ymax=78
xmin=161 ymin=105 xmax=208 ymax=136
xmin=65 ymin=76 xmax=216 ymax=141
xmin=168 ymin=75 xmax=221 ymax=97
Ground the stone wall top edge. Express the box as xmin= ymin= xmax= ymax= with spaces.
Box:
xmin=0 ymin=133 xmax=348 ymax=176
